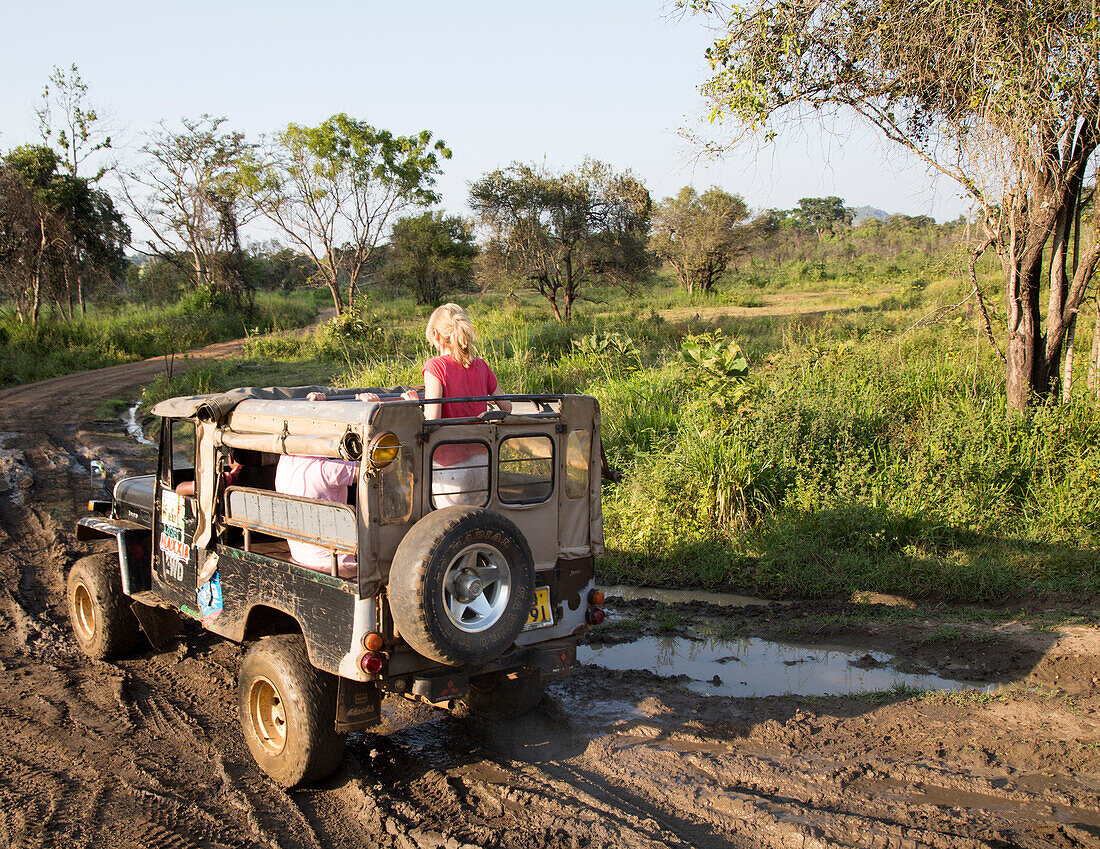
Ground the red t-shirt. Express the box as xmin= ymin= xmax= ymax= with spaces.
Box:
xmin=424 ymin=355 xmax=499 ymax=469
xmin=423 ymin=355 xmax=499 ymax=419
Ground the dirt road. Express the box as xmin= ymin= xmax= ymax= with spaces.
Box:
xmin=1 ymin=341 xmax=1098 ymax=848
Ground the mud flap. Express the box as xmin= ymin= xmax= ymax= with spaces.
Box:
xmin=412 ymin=670 xmax=468 ymax=703
xmin=336 ymin=679 xmax=381 ymax=732
xmin=528 ymin=641 xmax=576 ymax=679
xmin=130 ymin=599 xmax=183 ymax=651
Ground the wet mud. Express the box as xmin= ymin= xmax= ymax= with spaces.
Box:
xmin=1 ymin=342 xmax=1099 ymax=848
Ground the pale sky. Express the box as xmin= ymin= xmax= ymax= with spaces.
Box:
xmin=1 ymin=0 xmax=970 ymax=242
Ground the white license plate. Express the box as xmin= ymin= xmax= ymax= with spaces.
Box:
xmin=523 ymin=586 xmax=553 ymax=630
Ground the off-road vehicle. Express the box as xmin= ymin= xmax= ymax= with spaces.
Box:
xmin=68 ymin=386 xmax=606 ymax=786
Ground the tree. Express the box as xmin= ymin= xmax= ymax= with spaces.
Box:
xmin=125 ymin=115 xmax=256 ymax=306
xmin=470 ymin=159 xmax=652 ymax=322
xmin=0 ymin=145 xmax=127 ymax=323
xmin=248 ymin=114 xmax=450 ymax=314
xmin=244 ymin=242 xmax=314 ymax=292
xmin=386 ymin=211 xmax=478 ymax=304
xmin=650 ymin=186 xmax=751 ymax=294
xmin=37 ymin=64 xmax=112 ymax=181
xmin=793 ymin=197 xmax=853 ymax=237
xmin=688 ymin=0 xmax=1100 ymax=411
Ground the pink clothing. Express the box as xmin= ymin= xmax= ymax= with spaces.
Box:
xmin=423 ymin=355 xmax=499 ymax=419
xmin=274 ymin=455 xmax=358 ymax=577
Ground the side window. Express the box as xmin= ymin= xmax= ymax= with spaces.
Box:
xmin=430 ymin=442 xmax=490 ymax=509
xmin=160 ymin=419 xmax=196 ymax=490
xmin=565 ymin=429 xmax=591 ymax=499
xmin=379 ymin=446 xmax=414 ymax=524
xmin=498 ymin=435 xmax=553 ymax=504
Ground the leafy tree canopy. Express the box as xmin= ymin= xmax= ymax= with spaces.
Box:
xmin=250 ymin=114 xmax=451 ymax=313
xmin=470 ymin=159 xmax=652 ymax=322
xmin=650 ymin=186 xmax=751 ymax=294
xmin=686 ymin=0 xmax=1100 ymax=410
xmin=386 ymin=211 xmax=477 ymax=305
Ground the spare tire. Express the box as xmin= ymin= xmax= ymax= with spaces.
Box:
xmin=389 ymin=506 xmax=534 ymax=666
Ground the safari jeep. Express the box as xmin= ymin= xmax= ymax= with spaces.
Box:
xmin=67 ymin=386 xmax=606 ymax=786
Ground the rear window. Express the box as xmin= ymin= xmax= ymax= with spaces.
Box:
xmin=498 ymin=435 xmax=553 ymax=504
xmin=430 ymin=441 xmax=490 ymax=509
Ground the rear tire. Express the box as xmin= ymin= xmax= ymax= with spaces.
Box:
xmin=67 ymin=553 xmax=140 ymax=660
xmin=237 ymin=634 xmax=346 ymax=787
xmin=389 ymin=507 xmax=535 ymax=666
xmin=466 ymin=668 xmax=544 ymax=720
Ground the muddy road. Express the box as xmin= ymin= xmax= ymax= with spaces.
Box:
xmin=1 ymin=344 xmax=1099 ymax=849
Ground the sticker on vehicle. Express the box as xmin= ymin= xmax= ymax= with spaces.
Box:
xmin=197 ymin=571 xmax=223 ymax=626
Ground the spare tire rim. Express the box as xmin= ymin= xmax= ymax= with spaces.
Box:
xmin=442 ymin=543 xmax=512 ymax=633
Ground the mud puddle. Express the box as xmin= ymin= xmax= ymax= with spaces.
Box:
xmin=578 ymin=633 xmax=993 ymax=698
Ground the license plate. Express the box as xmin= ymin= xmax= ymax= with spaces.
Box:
xmin=524 ymin=586 xmax=553 ymax=630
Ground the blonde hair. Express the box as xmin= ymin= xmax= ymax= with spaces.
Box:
xmin=426 ymin=303 xmax=476 ymax=367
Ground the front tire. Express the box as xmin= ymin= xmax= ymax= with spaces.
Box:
xmin=237 ymin=634 xmax=346 ymax=787
xmin=67 ymin=553 xmax=140 ymax=660
xmin=389 ymin=507 xmax=535 ymax=666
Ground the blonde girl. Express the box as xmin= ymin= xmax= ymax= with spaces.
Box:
xmin=422 ymin=304 xmax=510 ymax=506
xmin=421 ymin=303 xmax=511 ymax=419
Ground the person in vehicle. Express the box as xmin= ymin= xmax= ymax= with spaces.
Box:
xmin=274 ymin=454 xmax=358 ymax=577
xmin=304 ymin=304 xmax=509 ymax=506
xmin=175 ymin=457 xmax=242 ymax=497
xmin=419 ymin=303 xmax=510 ymax=506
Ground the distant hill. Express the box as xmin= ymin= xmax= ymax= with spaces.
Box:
xmin=852 ymin=205 xmax=889 ymax=225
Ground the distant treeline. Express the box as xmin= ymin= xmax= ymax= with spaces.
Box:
xmin=2 ymin=66 xmax=984 ymax=330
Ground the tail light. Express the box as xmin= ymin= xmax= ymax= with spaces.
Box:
xmin=360 ymin=652 xmax=384 ymax=674
xmin=586 ymin=608 xmax=606 ymax=625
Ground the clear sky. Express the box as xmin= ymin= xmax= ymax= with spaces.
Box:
xmin=1 ymin=0 xmax=970 ymax=240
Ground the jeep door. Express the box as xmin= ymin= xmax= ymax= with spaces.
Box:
xmin=151 ymin=418 xmax=200 ymax=612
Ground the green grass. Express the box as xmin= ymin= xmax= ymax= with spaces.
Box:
xmin=920 ymin=688 xmax=1004 ymax=707
xmin=115 ymin=250 xmax=1100 ymax=607
xmin=0 ymin=289 xmax=321 ymax=388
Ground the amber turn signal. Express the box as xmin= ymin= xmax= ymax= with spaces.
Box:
xmin=363 ymin=631 xmax=384 ymax=652
xmin=588 ymin=589 xmax=605 ymax=605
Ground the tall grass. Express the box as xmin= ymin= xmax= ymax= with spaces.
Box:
xmin=603 ymin=323 xmax=1100 ymax=603
xmin=0 ymin=290 xmax=320 ymax=387
xmin=126 ymin=254 xmax=1100 ymax=604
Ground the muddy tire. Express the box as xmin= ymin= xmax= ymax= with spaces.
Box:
xmin=466 ymin=668 xmax=544 ymax=719
xmin=237 ymin=634 xmax=346 ymax=788
xmin=389 ymin=507 xmax=534 ymax=667
xmin=67 ymin=553 xmax=140 ymax=661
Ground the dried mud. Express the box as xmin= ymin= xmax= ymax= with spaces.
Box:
xmin=1 ymin=341 xmax=1098 ymax=849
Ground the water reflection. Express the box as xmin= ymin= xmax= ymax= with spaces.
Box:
xmin=578 ymin=635 xmax=990 ymax=698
